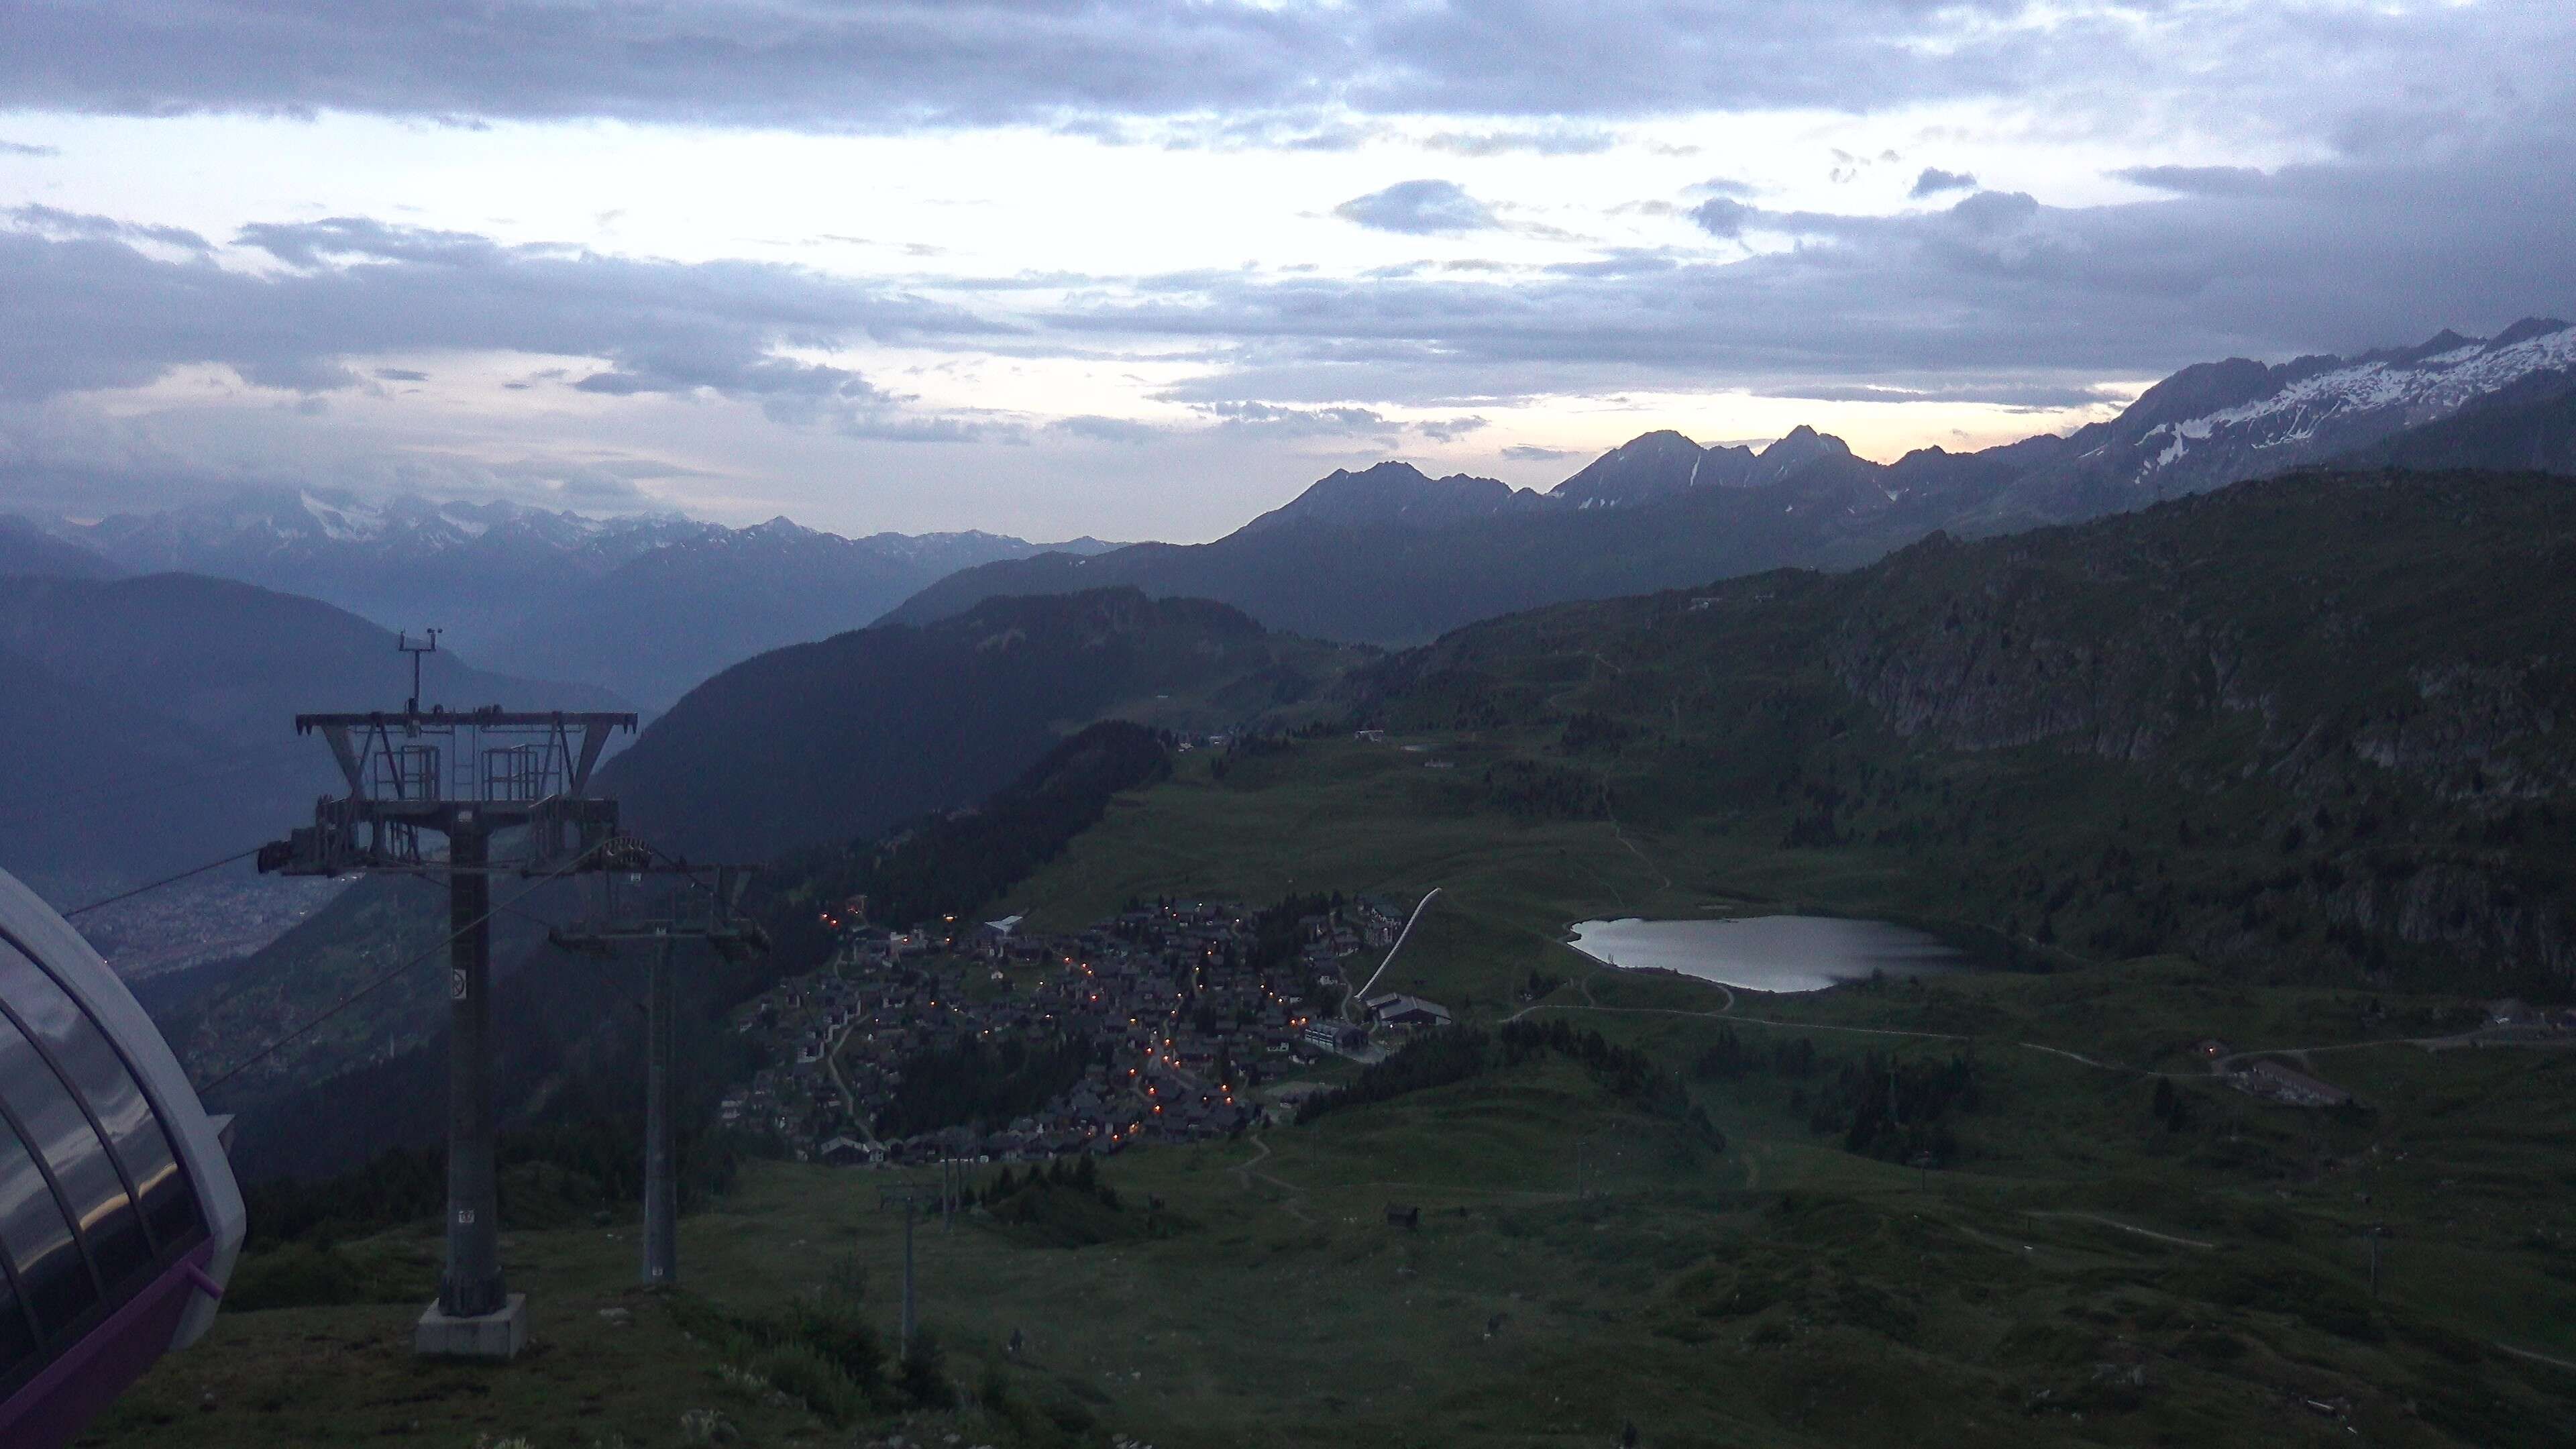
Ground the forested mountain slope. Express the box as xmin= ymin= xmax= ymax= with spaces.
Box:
xmin=599 ymin=587 xmax=1364 ymax=863
xmin=1352 ymin=467 xmax=2575 ymax=989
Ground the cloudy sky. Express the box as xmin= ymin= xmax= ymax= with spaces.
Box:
xmin=1 ymin=1 xmax=2570 ymax=541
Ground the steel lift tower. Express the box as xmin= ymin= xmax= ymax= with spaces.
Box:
xmin=550 ymin=863 xmax=766 ymax=1289
xmin=258 ymin=671 xmax=635 ymax=1359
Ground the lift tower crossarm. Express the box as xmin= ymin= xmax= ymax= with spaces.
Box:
xmin=292 ymin=710 xmax=637 ymax=801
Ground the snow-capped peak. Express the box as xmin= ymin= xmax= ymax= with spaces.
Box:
xmin=2114 ymin=319 xmax=2575 ymax=488
xmin=2177 ymin=320 xmax=2576 ymax=447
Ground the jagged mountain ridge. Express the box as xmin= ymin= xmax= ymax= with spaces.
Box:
xmin=1236 ymin=460 xmax=1548 ymax=532
xmin=2000 ymin=315 xmax=2576 ymax=520
xmin=27 ymin=489 xmax=1121 ymax=708
xmin=887 ymin=318 xmax=2576 ymax=644
xmin=2335 ymin=365 xmax=2576 ymax=475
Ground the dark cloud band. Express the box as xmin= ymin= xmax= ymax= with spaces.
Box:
xmin=1 ymin=0 xmax=2556 ymax=140
xmin=3 ymin=133 xmax=2571 ymax=435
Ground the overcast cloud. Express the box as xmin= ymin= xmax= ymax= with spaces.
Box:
xmin=0 ymin=1 xmax=2569 ymax=539
xmin=1 ymin=1 xmax=2558 ymax=146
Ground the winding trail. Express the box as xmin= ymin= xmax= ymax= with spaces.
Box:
xmin=2207 ymin=1031 xmax=2573 ymax=1073
xmin=1231 ymin=1134 xmax=1314 ymax=1224
xmin=1599 ymin=794 xmax=1672 ymax=892
xmin=1511 ymin=998 xmax=1965 ymax=1049
xmin=2016 ymin=1042 xmax=2191 ymax=1079
xmin=820 ymin=1016 xmax=883 ymax=1148
xmin=2025 ymin=1211 xmax=2214 ymax=1249
xmin=2496 ymin=1342 xmax=2576 ymax=1374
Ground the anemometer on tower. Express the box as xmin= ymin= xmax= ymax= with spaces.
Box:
xmin=398 ymin=627 xmax=441 ymax=714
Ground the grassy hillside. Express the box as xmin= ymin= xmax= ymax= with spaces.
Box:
xmin=105 ymin=956 xmax=2576 ymax=1448
xmin=174 ymin=590 xmax=1362 ymax=1179
xmin=190 ymin=466 xmax=2576 ymax=1183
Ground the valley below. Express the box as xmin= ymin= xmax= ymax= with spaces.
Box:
xmin=111 ymin=465 xmax=2576 ymax=1449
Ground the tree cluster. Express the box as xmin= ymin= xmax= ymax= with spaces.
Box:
xmin=875 ymin=1031 xmax=1097 ymax=1138
xmin=1295 ymin=1020 xmax=1723 ymax=1150
xmin=1479 ymin=759 xmax=1611 ymax=820
xmin=241 ymin=1114 xmax=750 ymax=1250
xmin=1805 ymin=1051 xmax=1980 ymax=1165
xmin=977 ymin=1152 xmax=1120 ymax=1212
xmin=751 ymin=719 xmax=1170 ymax=965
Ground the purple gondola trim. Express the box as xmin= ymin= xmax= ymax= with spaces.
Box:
xmin=0 ymin=1240 xmax=213 ymax=1449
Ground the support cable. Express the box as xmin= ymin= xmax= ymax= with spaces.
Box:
xmin=148 ymin=871 xmax=444 ymax=1055
xmin=192 ymin=842 xmax=608 ymax=1095
xmin=62 ymin=849 xmax=265 ymax=919
xmin=388 ymin=871 xmax=647 ymax=1016
xmin=149 ymin=861 xmax=641 ymax=1056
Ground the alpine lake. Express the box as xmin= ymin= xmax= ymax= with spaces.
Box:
xmin=1565 ymin=914 xmax=1966 ymax=994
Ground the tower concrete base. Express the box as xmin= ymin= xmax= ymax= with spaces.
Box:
xmin=415 ymin=1294 xmax=528 ymax=1359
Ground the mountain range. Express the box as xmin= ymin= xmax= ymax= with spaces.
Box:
xmin=15 ymin=319 xmax=2568 ymax=710
xmin=889 ymin=318 xmax=2576 ymax=642
xmin=12 ymin=313 xmax=2572 ymax=942
xmin=13 ymin=491 xmax=1118 ymax=708
xmin=192 ymin=458 xmax=2576 ymax=1181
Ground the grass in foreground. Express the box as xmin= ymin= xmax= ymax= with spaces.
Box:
xmin=98 ymin=956 xmax=2576 ymax=1447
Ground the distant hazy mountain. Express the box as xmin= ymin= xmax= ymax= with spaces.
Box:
xmin=0 ymin=572 xmax=625 ymax=893
xmin=600 ymin=588 xmax=1367 ymax=863
xmin=1236 ymin=461 xmax=1548 ymax=532
xmin=0 ymin=515 xmax=120 ymax=578
xmin=889 ymin=319 xmax=2576 ymax=644
xmin=41 ymin=491 xmax=1118 ymax=708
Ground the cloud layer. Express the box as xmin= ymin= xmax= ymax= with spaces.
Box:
xmin=2 ymin=1 xmax=2571 ymax=538
xmin=0 ymin=211 xmax=994 ymax=418
xmin=1 ymin=0 xmax=2564 ymax=146
xmin=10 ymin=123 xmax=2571 ymax=431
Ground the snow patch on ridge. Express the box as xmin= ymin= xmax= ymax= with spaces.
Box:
xmin=2181 ymin=323 xmax=2576 ymax=443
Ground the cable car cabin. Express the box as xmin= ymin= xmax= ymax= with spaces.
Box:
xmin=0 ymin=868 xmax=246 ymax=1448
